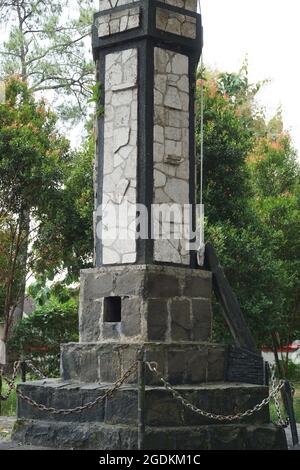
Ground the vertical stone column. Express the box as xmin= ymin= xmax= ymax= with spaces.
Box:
xmin=93 ymin=0 xmax=202 ymax=268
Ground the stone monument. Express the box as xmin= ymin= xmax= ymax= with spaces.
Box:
xmin=13 ymin=0 xmax=287 ymax=450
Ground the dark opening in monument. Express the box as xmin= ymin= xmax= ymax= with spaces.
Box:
xmin=103 ymin=296 xmax=121 ymax=322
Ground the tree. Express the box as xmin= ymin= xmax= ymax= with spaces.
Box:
xmin=196 ymin=68 xmax=255 ymax=226
xmin=196 ymin=66 xmax=300 ymax=347
xmin=31 ymin=124 xmax=94 ymax=281
xmin=0 ymin=77 xmax=70 ymax=341
xmin=0 ymin=0 xmax=97 ymax=332
xmin=248 ymin=129 xmax=300 ymax=350
xmin=0 ymin=0 xmax=96 ymax=120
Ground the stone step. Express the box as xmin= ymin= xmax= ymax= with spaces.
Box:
xmin=12 ymin=420 xmax=287 ymax=450
xmin=17 ymin=380 xmax=270 ymax=427
xmin=61 ymin=341 xmax=265 ymax=385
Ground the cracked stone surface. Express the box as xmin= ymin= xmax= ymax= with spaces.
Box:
xmin=160 ymin=0 xmax=197 ymax=11
xmin=156 ymin=7 xmax=197 ymax=39
xmin=99 ymin=0 xmax=139 ymax=11
xmin=102 ymin=48 xmax=138 ymax=265
xmin=99 ymin=0 xmax=197 ymax=12
xmin=153 ymin=47 xmax=190 ymax=265
xmin=97 ymin=7 xmax=140 ymax=38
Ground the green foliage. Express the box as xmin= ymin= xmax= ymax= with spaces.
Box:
xmin=88 ymin=82 xmax=105 ymax=117
xmin=196 ymin=71 xmax=254 ymax=225
xmin=0 ymin=380 xmax=18 ymax=417
xmin=31 ymin=124 xmax=94 ymax=280
xmin=8 ymin=298 xmax=79 ymax=377
xmin=0 ymin=77 xmax=70 ymax=215
xmin=0 ymin=77 xmax=70 ymax=333
xmin=278 ymin=360 xmax=300 ymax=382
xmin=196 ymin=66 xmax=300 ymax=347
xmin=0 ymin=0 xmax=96 ymax=121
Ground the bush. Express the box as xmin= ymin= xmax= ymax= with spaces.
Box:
xmin=8 ymin=299 xmax=79 ymax=377
xmin=279 ymin=360 xmax=300 ymax=382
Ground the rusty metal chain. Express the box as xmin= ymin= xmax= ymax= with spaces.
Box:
xmin=0 ymin=361 xmax=20 ymax=401
xmin=25 ymin=361 xmax=47 ymax=380
xmin=269 ymin=364 xmax=289 ymax=428
xmin=17 ymin=361 xmax=138 ymax=415
xmin=146 ymin=361 xmax=286 ymax=424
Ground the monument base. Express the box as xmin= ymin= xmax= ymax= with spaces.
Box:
xmin=13 ymin=379 xmax=287 ymax=450
xmin=12 ymin=266 xmax=288 ymax=450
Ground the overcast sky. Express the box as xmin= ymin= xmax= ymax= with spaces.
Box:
xmin=201 ymin=0 xmax=300 ymax=156
xmin=1 ymin=1 xmax=299 ymax=156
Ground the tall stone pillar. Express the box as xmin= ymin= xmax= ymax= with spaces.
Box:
xmin=12 ymin=0 xmax=287 ymax=450
xmin=93 ymin=0 xmax=202 ymax=268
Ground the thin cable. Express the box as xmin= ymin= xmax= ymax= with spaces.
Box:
xmin=199 ymin=53 xmax=204 ymax=209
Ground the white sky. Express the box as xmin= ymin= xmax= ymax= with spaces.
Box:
xmin=1 ymin=1 xmax=299 ymax=155
xmin=201 ymin=0 xmax=300 ymax=156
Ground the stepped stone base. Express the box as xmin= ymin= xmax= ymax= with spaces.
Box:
xmin=12 ymin=380 xmax=287 ymax=449
xmin=13 ymin=420 xmax=287 ymax=450
xmin=11 ymin=265 xmax=287 ymax=449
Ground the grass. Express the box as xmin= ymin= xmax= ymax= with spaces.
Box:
xmin=0 ymin=380 xmax=18 ymax=417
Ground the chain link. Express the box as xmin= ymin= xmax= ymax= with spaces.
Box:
xmin=269 ymin=364 xmax=289 ymax=428
xmin=25 ymin=361 xmax=47 ymax=380
xmin=0 ymin=361 xmax=20 ymax=401
xmin=0 ymin=357 xmax=292 ymax=426
xmin=17 ymin=361 xmax=138 ymax=415
xmin=146 ymin=361 xmax=286 ymax=424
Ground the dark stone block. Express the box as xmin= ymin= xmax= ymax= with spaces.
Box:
xmin=147 ymin=273 xmax=180 ymax=298
xmin=145 ymin=390 xmax=184 ymax=426
xmin=147 ymin=299 xmax=168 ymax=341
xmin=122 ymin=297 xmax=141 ymax=337
xmin=79 ymin=299 xmax=102 ymax=342
xmin=79 ymin=350 xmax=99 ymax=382
xmin=245 ymin=424 xmax=288 ymax=450
xmin=13 ymin=420 xmax=138 ymax=450
xmin=207 ymin=347 xmax=226 ymax=381
xmin=183 ymin=275 xmax=211 ymax=298
xmin=170 ymin=299 xmax=191 ymax=341
xmin=185 ymin=349 xmax=208 ymax=383
xmin=102 ymin=322 xmax=121 ymax=340
xmin=60 ymin=348 xmax=81 ymax=381
xmin=144 ymin=426 xmax=211 ymax=450
xmin=99 ymin=351 xmax=121 ymax=383
xmin=105 ymin=389 xmax=138 ymax=425
xmin=208 ymin=424 xmax=247 ymax=450
xmin=83 ymin=272 xmax=113 ymax=299
xmin=121 ymin=346 xmax=139 ymax=384
xmin=167 ymin=351 xmax=186 ymax=384
xmin=192 ymin=299 xmax=212 ymax=341
xmin=79 ymin=388 xmax=105 ymax=423
xmin=115 ymin=270 xmax=144 ymax=296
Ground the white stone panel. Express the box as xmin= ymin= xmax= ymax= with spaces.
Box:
xmin=160 ymin=0 xmax=197 ymax=12
xmin=99 ymin=0 xmax=139 ymax=12
xmin=153 ymin=47 xmax=190 ymax=265
xmin=156 ymin=8 xmax=197 ymax=39
xmin=102 ymin=48 xmax=138 ymax=264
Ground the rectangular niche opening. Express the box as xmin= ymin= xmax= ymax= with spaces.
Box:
xmin=103 ymin=296 xmax=121 ymax=323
